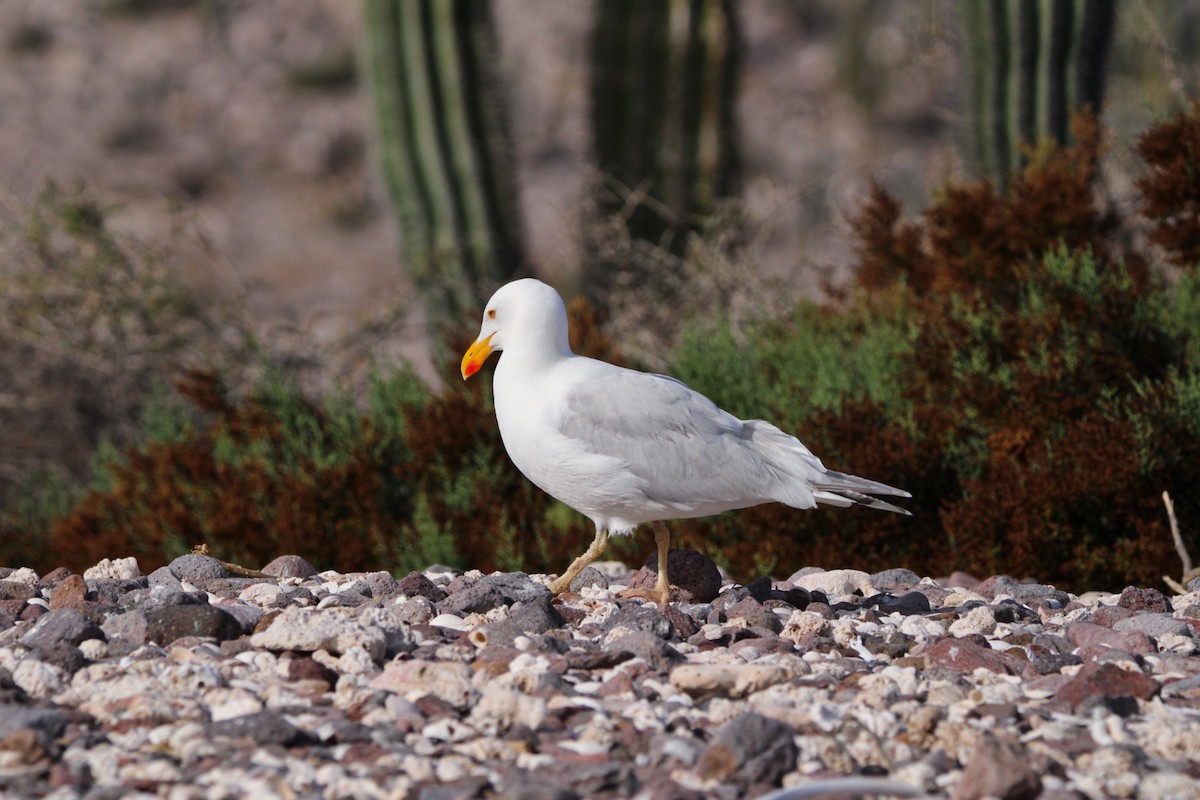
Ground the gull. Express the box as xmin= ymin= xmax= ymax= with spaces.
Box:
xmin=460 ymin=278 xmax=910 ymax=604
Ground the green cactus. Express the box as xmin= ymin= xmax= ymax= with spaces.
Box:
xmin=961 ymin=0 xmax=1116 ymax=182
xmin=362 ymin=0 xmax=525 ymax=328
xmin=587 ymin=0 xmax=740 ymax=277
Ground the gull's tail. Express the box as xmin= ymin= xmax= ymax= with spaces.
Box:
xmin=744 ymin=420 xmax=912 ymax=515
xmin=812 ymin=469 xmax=912 ymax=515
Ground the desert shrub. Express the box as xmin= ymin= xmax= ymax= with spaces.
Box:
xmin=670 ymin=111 xmax=1200 ymax=591
xmin=9 ymin=301 xmax=630 ymax=576
xmin=0 ymin=185 xmax=253 ymax=563
xmin=1136 ymin=100 xmax=1200 ymax=269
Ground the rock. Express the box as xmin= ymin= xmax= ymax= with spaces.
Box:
xmin=695 ymin=712 xmax=797 ymax=789
xmin=47 ymin=574 xmax=89 ymax=610
xmin=1088 ymin=605 xmax=1134 ymax=627
xmin=356 ymin=606 xmax=416 ymax=657
xmin=469 ymin=681 xmax=548 ymax=735
xmin=867 ymin=590 xmax=932 ymax=615
xmin=101 ymin=610 xmax=149 ymax=651
xmin=260 ymin=555 xmax=318 ymax=579
xmin=1055 ymin=662 xmax=1160 ymax=709
xmin=0 ymin=580 xmax=36 ymax=601
xmin=439 ymin=572 xmax=549 ymax=614
xmin=949 ymin=605 xmax=997 ymax=637
xmin=1066 ymin=622 xmax=1153 ymax=654
xmin=167 ymin=554 xmax=229 ymax=589
xmin=603 ymin=605 xmax=676 ymax=640
xmin=82 ymin=557 xmax=143 ymax=581
xmin=952 ymin=732 xmax=1041 ymax=800
xmin=146 ymin=605 xmax=243 ymax=645
xmin=871 ymin=567 xmax=923 ymax=588
xmin=669 ymin=663 xmax=789 ymax=699
xmin=790 ymin=568 xmax=873 ymax=597
xmin=926 ymin=638 xmax=1021 ymax=675
xmin=505 ymin=596 xmax=566 ymax=634
xmin=1116 ymin=586 xmax=1171 ymax=613
xmin=370 ymin=660 xmax=475 ymax=709
xmin=605 ymin=631 xmax=684 ymax=671
xmin=0 ymin=706 xmax=69 ymax=754
xmin=250 ymin=607 xmax=386 ymax=661
xmin=628 ymin=549 xmax=722 ymax=603
xmin=398 ymin=571 xmax=447 ymax=602
xmin=356 ymin=571 xmax=404 ymax=603
xmin=724 ymin=597 xmax=783 ymax=633
xmin=1112 ymin=614 xmax=1190 ymax=639
xmin=208 ymin=710 xmax=311 ymax=746
xmin=569 ymin=566 xmax=608 ymax=593
xmin=21 ymin=609 xmax=105 ymax=649
xmin=780 ymin=609 xmax=828 ymax=642
xmin=147 ymin=566 xmax=184 ymax=590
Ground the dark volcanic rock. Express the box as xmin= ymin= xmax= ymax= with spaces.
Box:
xmin=439 ymin=572 xmax=550 ymax=615
xmin=1055 ymin=662 xmax=1160 ymax=710
xmin=398 ymin=571 xmax=447 ymax=603
xmin=261 ymin=555 xmax=318 ymax=579
xmin=145 ymin=605 xmax=243 ymax=645
xmin=629 ymin=549 xmax=722 ymax=603
xmin=1116 ymin=586 xmax=1171 ymax=614
xmin=166 ymin=554 xmax=229 ymax=589
xmin=21 ymin=609 xmax=105 ymax=649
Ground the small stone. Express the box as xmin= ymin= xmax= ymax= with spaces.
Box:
xmin=724 ymin=597 xmax=783 ymax=634
xmin=146 ymin=605 xmax=243 ymax=645
xmin=0 ymin=580 xmax=36 ymax=602
xmin=669 ymin=663 xmax=789 ymax=699
xmin=147 ymin=566 xmax=184 ymax=590
xmin=439 ymin=572 xmax=549 ymax=614
xmin=570 ymin=565 xmax=609 ymax=593
xmin=695 ymin=712 xmax=797 ymax=789
xmin=398 ymin=571 xmax=448 ymax=602
xmin=744 ymin=576 xmax=773 ymax=602
xmin=208 ymin=710 xmax=310 ymax=746
xmin=1055 ymin=662 xmax=1160 ymax=710
xmin=167 ymin=554 xmax=229 ymax=589
xmin=261 ymin=555 xmax=318 ymax=579
xmin=469 ymin=681 xmax=548 ymax=735
xmin=370 ymin=660 xmax=475 ymax=709
xmin=82 ymin=557 xmax=143 ymax=581
xmin=949 ymin=605 xmax=997 ymax=637
xmin=1116 ymin=586 xmax=1171 ymax=613
xmin=952 ymin=732 xmax=1041 ymax=800
xmin=47 ymin=574 xmax=88 ymax=610
xmin=1088 ymin=605 xmax=1134 ymax=627
xmin=0 ymin=706 xmax=69 ymax=753
xmin=872 ymin=590 xmax=932 ymax=615
xmin=790 ymin=568 xmax=873 ymax=597
xmin=1066 ymin=622 xmax=1153 ymax=654
xmin=21 ymin=609 xmax=105 ymax=649
xmin=605 ymin=630 xmax=684 ymax=670
xmin=1112 ymin=614 xmax=1190 ymax=639
xmin=926 ymin=638 xmax=1021 ymax=675
xmin=871 ymin=567 xmax=923 ymax=588
xmin=250 ymin=606 xmax=386 ymax=661
xmin=781 ymin=609 xmax=828 ymax=642
xmin=285 ymin=655 xmax=338 ymax=686
xmin=628 ymin=549 xmax=722 ymax=603
xmin=603 ymin=605 xmax=676 ymax=640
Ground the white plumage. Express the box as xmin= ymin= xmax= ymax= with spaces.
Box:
xmin=461 ymin=278 xmax=910 ymax=602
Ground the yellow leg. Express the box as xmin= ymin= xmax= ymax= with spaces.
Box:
xmin=650 ymin=521 xmax=671 ymax=605
xmin=548 ymin=527 xmax=608 ymax=594
xmin=620 ymin=521 xmax=673 ymax=605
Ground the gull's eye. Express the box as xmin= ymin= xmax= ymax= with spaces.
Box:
xmin=487 ymin=309 xmax=496 ymax=319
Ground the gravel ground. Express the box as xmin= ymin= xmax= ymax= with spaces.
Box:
xmin=1 ymin=553 xmax=1199 ymax=799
